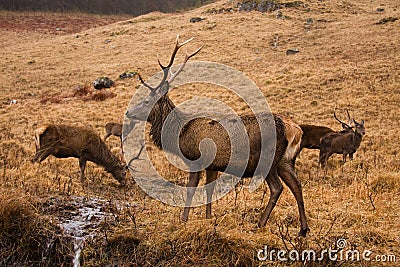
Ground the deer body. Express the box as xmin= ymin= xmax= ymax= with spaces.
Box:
xmin=299 ymin=124 xmax=334 ymax=151
xmin=33 ymin=124 xmax=127 ymax=185
xmin=125 ymin=35 xmax=308 ymax=236
xmin=104 ymin=122 xmax=123 ymax=141
xmin=319 ymin=119 xmax=365 ymax=167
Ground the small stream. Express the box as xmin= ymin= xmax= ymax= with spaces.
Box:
xmin=43 ymin=196 xmax=126 ymax=267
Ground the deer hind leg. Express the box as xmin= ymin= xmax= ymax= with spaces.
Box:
xmin=79 ymin=157 xmax=87 ymax=184
xmin=205 ymin=170 xmax=218 ymax=219
xmin=278 ymin=159 xmax=309 ymax=237
xmin=258 ymin=168 xmax=283 ymax=228
xmin=181 ymin=171 xmax=201 ymax=222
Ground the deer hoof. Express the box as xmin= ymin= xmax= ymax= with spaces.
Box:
xmin=298 ymin=227 xmax=309 ymax=237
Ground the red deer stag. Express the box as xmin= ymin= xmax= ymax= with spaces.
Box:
xmin=32 ymin=124 xmax=144 ymax=185
xmin=125 ymin=35 xmax=309 ymax=236
xmin=319 ymin=111 xmax=365 ymax=167
xmin=299 ymin=110 xmax=353 ymax=153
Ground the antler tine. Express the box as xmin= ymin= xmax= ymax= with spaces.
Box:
xmin=345 ymin=109 xmax=354 ymax=126
xmin=346 ymin=109 xmax=351 ymax=121
xmin=159 ymin=34 xmax=195 ymax=70
xmin=138 ymin=74 xmax=157 ymax=92
xmin=167 ymin=45 xmax=203 ymax=84
xmin=334 ymin=108 xmax=352 ymax=129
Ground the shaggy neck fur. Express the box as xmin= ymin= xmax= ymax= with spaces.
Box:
xmin=148 ymin=94 xmax=186 ymax=153
xmin=91 ymin=140 xmax=125 ymax=181
xmin=353 ymin=132 xmax=363 ymax=149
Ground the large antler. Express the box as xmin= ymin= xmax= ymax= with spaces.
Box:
xmin=334 ymin=108 xmax=352 ymax=129
xmin=137 ymin=34 xmax=202 ymax=92
xmin=166 ymin=36 xmax=203 ymax=84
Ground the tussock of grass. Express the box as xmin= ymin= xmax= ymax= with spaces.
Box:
xmin=82 ymin=223 xmax=257 ymax=266
xmin=0 ymin=191 xmax=73 ymax=266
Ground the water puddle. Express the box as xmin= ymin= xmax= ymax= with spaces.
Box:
xmin=43 ymin=196 xmax=135 ymax=267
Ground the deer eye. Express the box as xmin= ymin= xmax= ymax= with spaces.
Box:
xmin=144 ymin=100 xmax=149 ymax=105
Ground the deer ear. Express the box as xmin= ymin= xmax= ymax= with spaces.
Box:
xmin=361 ymin=120 xmax=364 ymax=125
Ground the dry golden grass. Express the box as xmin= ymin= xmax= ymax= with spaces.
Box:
xmin=0 ymin=0 xmax=399 ymax=266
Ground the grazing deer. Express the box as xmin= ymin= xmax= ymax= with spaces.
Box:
xmin=125 ymin=35 xmax=309 ymax=236
xmin=32 ymin=124 xmax=144 ymax=185
xmin=319 ymin=111 xmax=365 ymax=167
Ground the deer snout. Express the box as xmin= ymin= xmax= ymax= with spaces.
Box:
xmin=125 ymin=111 xmax=136 ymax=120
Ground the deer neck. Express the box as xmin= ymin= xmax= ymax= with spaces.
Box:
xmin=353 ymin=132 xmax=363 ymax=149
xmin=148 ymin=95 xmax=186 ymax=152
xmin=92 ymin=141 xmax=125 ymax=180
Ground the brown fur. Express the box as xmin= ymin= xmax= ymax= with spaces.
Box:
xmin=299 ymin=124 xmax=335 ymax=152
xmin=104 ymin=122 xmax=123 ymax=141
xmin=32 ymin=124 xmax=126 ymax=185
xmin=319 ymin=120 xmax=365 ymax=167
xmin=125 ymin=36 xmax=309 ymax=236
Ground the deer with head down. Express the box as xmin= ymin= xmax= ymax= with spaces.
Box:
xmin=32 ymin=124 xmax=144 ymax=185
xmin=125 ymin=35 xmax=309 ymax=236
xmin=319 ymin=110 xmax=365 ymax=167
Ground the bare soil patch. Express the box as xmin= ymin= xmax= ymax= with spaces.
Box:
xmin=0 ymin=11 xmax=132 ymax=34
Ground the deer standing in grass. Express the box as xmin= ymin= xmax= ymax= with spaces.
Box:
xmin=319 ymin=111 xmax=365 ymax=167
xmin=103 ymin=120 xmax=137 ymax=153
xmin=299 ymin=124 xmax=334 ymax=152
xmin=125 ymin=35 xmax=309 ymax=236
xmin=299 ymin=110 xmax=353 ymax=153
xmin=33 ymin=124 xmax=144 ymax=185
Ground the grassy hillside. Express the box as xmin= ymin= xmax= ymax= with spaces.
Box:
xmin=0 ymin=0 xmax=399 ymax=266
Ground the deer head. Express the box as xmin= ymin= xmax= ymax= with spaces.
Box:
xmin=352 ymin=119 xmax=365 ymax=135
xmin=125 ymin=34 xmax=202 ymax=122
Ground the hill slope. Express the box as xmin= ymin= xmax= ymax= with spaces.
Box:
xmin=0 ymin=0 xmax=399 ymax=266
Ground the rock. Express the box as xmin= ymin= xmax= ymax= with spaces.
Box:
xmin=119 ymin=71 xmax=138 ymax=79
xmin=286 ymin=48 xmax=300 ymax=55
xmin=190 ymin=17 xmax=205 ymax=23
xmin=376 ymin=8 xmax=385 ymax=12
xmin=93 ymin=77 xmax=114 ymax=90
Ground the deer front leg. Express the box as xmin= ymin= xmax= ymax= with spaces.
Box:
xmin=258 ymin=168 xmax=283 ymax=228
xmin=319 ymin=150 xmax=327 ymax=168
xmin=181 ymin=171 xmax=200 ymax=222
xmin=205 ymin=170 xmax=218 ymax=219
xmin=342 ymin=153 xmax=347 ymax=164
xmin=349 ymin=153 xmax=354 ymax=160
xmin=79 ymin=157 xmax=87 ymax=184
